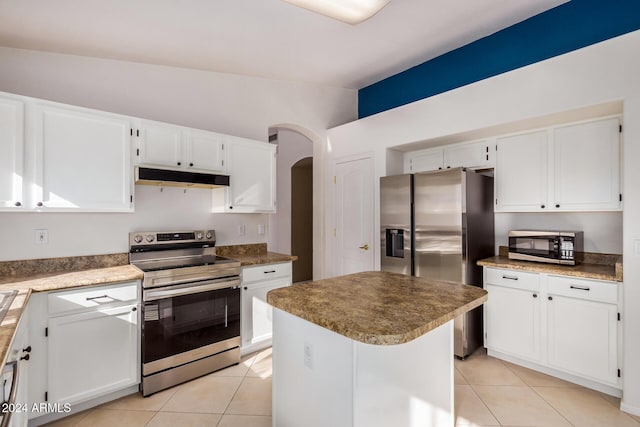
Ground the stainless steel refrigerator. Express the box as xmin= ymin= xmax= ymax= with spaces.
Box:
xmin=380 ymin=168 xmax=494 ymax=358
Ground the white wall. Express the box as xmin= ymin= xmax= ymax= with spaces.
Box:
xmin=0 ymin=47 xmax=357 ymax=268
xmin=327 ymin=30 xmax=640 ymax=414
xmin=268 ymin=129 xmax=313 ymax=255
xmin=495 ymin=212 xmax=623 ymax=254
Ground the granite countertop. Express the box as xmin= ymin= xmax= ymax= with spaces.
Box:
xmin=216 ymin=243 xmax=297 ymax=266
xmin=0 ymin=256 xmax=143 ymax=371
xmin=477 ymin=247 xmax=622 ymax=282
xmin=267 ymin=271 xmax=487 ymax=346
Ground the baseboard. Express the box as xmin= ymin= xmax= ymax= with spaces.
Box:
xmin=621 ymin=401 xmax=640 ymax=416
xmin=487 ymin=349 xmax=622 ymax=397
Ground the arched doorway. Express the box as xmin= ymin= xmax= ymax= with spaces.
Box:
xmin=267 ymin=127 xmax=313 ymax=282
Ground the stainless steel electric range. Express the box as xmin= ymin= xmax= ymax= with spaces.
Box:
xmin=129 ymin=230 xmax=241 ymax=396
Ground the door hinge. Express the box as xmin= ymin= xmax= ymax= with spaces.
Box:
xmin=136 ymin=148 xmax=139 ymax=156
xmin=333 ymin=176 xmax=336 ymax=184
xmin=136 ymin=129 xmax=140 ymax=137
xmin=619 ymin=124 xmax=623 ymax=133
xmin=45 ymin=327 xmax=48 ymax=337
xmin=618 ymin=369 xmax=621 ymax=378
xmin=495 ymin=198 xmax=498 ymax=205
xmin=221 ymin=160 xmax=224 ymax=166
xmin=45 ymin=391 xmax=48 ymax=402
xmin=620 ymin=194 xmax=622 ymax=202
xmin=618 ymin=312 xmax=621 ymax=321
xmin=130 ymin=128 xmax=133 ymax=136
xmin=333 ymin=228 xmax=336 ymax=237
xmin=221 ymin=143 xmax=224 ymax=150
xmin=130 ymin=195 xmax=133 ymax=203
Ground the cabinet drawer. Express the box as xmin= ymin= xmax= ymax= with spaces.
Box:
xmin=48 ymin=281 xmax=139 ymax=316
xmin=547 ymin=275 xmax=617 ymax=304
xmin=242 ymin=262 xmax=292 ymax=283
xmin=485 ymin=268 xmax=540 ymax=291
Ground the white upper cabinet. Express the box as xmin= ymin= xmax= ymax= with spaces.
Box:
xmin=0 ymin=94 xmax=24 ymax=210
xmin=443 ymin=140 xmax=492 ymax=170
xmin=212 ymin=136 xmax=276 ymax=213
xmin=495 ymin=130 xmax=549 ymax=212
xmin=553 ymin=118 xmax=621 ymax=211
xmin=32 ymin=103 xmax=133 ymax=212
xmin=405 ymin=147 xmax=443 ymax=173
xmin=137 ymin=120 xmax=182 ymax=169
xmin=495 ymin=116 xmax=621 ymax=212
xmin=405 ymin=140 xmax=493 ymax=173
xmin=187 ymin=129 xmax=225 ymax=172
xmin=135 ymin=120 xmax=226 ymax=173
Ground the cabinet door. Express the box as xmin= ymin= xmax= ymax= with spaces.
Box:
xmin=187 ymin=130 xmax=225 ymax=173
xmin=48 ymin=304 xmax=139 ymax=405
xmin=553 ymin=118 xmax=621 ymax=211
xmin=223 ymin=138 xmax=276 ymax=213
xmin=8 ymin=303 xmax=29 ymax=427
xmin=547 ymin=295 xmax=618 ymax=385
xmin=406 ymin=148 xmax=443 ymax=173
xmin=33 ymin=105 xmax=132 ymax=211
xmin=0 ymin=96 xmax=24 ymax=209
xmin=495 ymin=130 xmax=548 ymax=212
xmin=137 ymin=121 xmax=183 ymax=169
xmin=485 ymin=284 xmax=541 ymax=362
xmin=443 ymin=141 xmax=492 ymax=169
xmin=241 ymin=278 xmax=291 ymax=348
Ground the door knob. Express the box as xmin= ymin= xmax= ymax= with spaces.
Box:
xmin=359 ymin=244 xmax=369 ymax=250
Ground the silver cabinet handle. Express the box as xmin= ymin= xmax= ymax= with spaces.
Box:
xmin=86 ymin=294 xmax=111 ymax=301
xmin=502 ymin=275 xmax=518 ymax=281
xmin=570 ymin=285 xmax=590 ymax=291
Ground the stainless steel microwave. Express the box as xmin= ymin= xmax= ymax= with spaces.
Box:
xmin=508 ymin=230 xmax=583 ymax=265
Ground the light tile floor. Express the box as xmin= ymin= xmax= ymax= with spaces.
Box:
xmin=45 ymin=347 xmax=640 ymax=427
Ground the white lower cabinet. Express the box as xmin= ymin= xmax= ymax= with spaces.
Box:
xmin=484 ymin=267 xmax=621 ymax=393
xmin=241 ymin=262 xmax=292 ymax=354
xmin=27 ymin=281 xmax=140 ymax=422
xmin=48 ymin=303 xmax=139 ymax=404
xmin=2 ymin=301 xmax=30 ymax=427
xmin=485 ymin=284 xmax=541 ymax=362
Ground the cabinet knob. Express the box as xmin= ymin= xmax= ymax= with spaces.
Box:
xmin=177 ymin=162 xmax=181 ymax=166
xmin=229 ymin=206 xmax=233 ymax=209
xmin=132 ymin=307 xmax=137 ymax=312
xmin=446 ymin=166 xmax=451 ymax=169
xmin=37 ymin=202 xmax=43 ymax=207
xmin=20 ymin=354 xmax=30 ymax=361
xmin=189 ymin=163 xmax=194 ymax=167
xmin=243 ymin=286 xmax=248 ymax=290
xmin=555 ymin=204 xmax=560 ymax=208
xmin=438 ymin=167 xmax=442 ymax=170
xmin=23 ymin=346 xmax=32 ymax=353
xmin=14 ymin=201 xmax=22 ymax=207
xmin=533 ymin=293 xmax=538 ymax=298
xmin=541 ymin=204 xmax=545 ymax=209
xmin=548 ymin=296 xmax=553 ymax=301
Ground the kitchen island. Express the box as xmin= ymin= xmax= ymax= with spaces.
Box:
xmin=266 ymin=271 xmax=487 ymax=427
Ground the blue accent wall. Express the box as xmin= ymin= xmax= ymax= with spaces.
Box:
xmin=358 ymin=0 xmax=640 ymax=118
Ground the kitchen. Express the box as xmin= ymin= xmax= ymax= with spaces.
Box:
xmin=1 ymin=1 xmax=640 ymax=426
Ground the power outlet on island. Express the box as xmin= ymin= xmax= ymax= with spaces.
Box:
xmin=237 ymin=224 xmax=246 ymax=236
xmin=304 ymin=341 xmax=314 ymax=369
xmin=35 ymin=229 xmax=49 ymax=245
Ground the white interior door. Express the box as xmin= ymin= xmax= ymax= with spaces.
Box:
xmin=333 ymin=155 xmax=374 ymax=276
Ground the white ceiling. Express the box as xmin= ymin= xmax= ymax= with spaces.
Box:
xmin=0 ymin=0 xmax=567 ymax=89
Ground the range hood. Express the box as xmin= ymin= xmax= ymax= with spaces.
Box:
xmin=135 ymin=167 xmax=230 ymax=189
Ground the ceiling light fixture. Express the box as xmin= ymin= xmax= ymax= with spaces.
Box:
xmin=281 ymin=0 xmax=390 ymax=25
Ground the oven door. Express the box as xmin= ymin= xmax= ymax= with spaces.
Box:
xmin=142 ymin=277 xmax=240 ymax=375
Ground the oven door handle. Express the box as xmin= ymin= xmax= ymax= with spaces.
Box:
xmin=144 ymin=278 xmax=240 ymax=301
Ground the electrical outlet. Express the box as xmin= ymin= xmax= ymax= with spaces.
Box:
xmin=237 ymin=224 xmax=246 ymax=236
xmin=257 ymin=224 xmax=265 ymax=235
xmin=304 ymin=341 xmax=313 ymax=369
xmin=35 ymin=229 xmax=48 ymax=245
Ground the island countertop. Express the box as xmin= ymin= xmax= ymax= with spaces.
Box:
xmin=266 ymin=271 xmax=487 ymax=345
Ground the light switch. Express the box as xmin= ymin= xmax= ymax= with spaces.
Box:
xmin=258 ymin=224 xmax=265 ymax=235
xmin=237 ymin=224 xmax=246 ymax=236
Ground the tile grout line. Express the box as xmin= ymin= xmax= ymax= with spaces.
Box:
xmin=498 ymin=359 xmax=576 ymax=427
xmin=464 ymin=382 xmax=503 ymax=427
